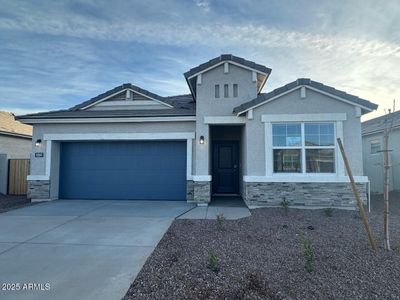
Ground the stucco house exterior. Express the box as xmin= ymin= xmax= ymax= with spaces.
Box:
xmin=18 ymin=55 xmax=377 ymax=207
xmin=0 ymin=111 xmax=32 ymax=194
xmin=362 ymin=111 xmax=400 ymax=193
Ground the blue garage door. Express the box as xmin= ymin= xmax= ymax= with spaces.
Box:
xmin=59 ymin=141 xmax=187 ymax=200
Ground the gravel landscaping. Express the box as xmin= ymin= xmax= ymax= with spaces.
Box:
xmin=0 ymin=194 xmax=34 ymax=213
xmin=124 ymin=194 xmax=400 ymax=300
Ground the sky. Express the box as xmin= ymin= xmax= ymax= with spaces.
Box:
xmin=0 ymin=0 xmax=399 ymax=121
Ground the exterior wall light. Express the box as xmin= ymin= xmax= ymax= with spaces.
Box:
xmin=35 ymin=139 xmax=42 ymax=147
xmin=199 ymin=136 xmax=205 ymax=144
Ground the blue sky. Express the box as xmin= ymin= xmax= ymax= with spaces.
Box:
xmin=0 ymin=0 xmax=399 ymax=120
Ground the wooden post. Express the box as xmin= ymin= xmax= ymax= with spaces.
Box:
xmin=337 ymin=138 xmax=377 ymax=252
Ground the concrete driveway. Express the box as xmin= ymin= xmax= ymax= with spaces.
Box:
xmin=0 ymin=200 xmax=194 ymax=300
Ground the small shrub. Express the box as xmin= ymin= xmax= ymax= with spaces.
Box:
xmin=300 ymin=236 xmax=314 ymax=273
xmin=216 ymin=213 xmax=226 ymax=231
xmin=323 ymin=207 xmax=334 ymax=217
xmin=207 ymin=251 xmax=220 ymax=273
xmin=280 ymin=197 xmax=290 ymax=216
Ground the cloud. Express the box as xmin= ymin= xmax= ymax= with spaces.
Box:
xmin=0 ymin=15 xmax=399 ymax=60
xmin=193 ymin=0 xmax=210 ymax=12
xmin=0 ymin=0 xmax=399 ymax=120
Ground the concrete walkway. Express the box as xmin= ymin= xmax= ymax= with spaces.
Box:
xmin=0 ymin=200 xmax=194 ymax=300
xmin=179 ymin=205 xmax=251 ymax=220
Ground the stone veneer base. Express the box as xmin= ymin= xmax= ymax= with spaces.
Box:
xmin=193 ymin=181 xmax=211 ymax=204
xmin=27 ymin=180 xmax=50 ymax=200
xmin=243 ymin=182 xmax=367 ymax=207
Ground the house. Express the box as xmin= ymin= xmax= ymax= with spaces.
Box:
xmin=362 ymin=111 xmax=400 ymax=193
xmin=18 ymin=54 xmax=378 ymax=207
xmin=0 ymin=111 xmax=32 ymax=194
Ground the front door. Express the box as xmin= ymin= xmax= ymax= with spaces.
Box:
xmin=212 ymin=141 xmax=239 ymax=194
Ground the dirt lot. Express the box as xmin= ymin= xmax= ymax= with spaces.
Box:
xmin=124 ymin=193 xmax=400 ymax=300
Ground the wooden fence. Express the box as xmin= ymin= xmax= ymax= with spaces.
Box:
xmin=8 ymin=159 xmax=30 ymax=195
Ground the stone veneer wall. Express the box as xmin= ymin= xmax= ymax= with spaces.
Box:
xmin=193 ymin=181 xmax=211 ymax=204
xmin=186 ymin=180 xmax=194 ymax=201
xmin=243 ymin=182 xmax=367 ymax=207
xmin=27 ymin=180 xmax=50 ymax=200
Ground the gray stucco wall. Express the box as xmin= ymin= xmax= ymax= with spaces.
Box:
xmin=246 ymin=88 xmax=365 ymax=176
xmin=195 ymin=64 xmax=256 ymax=176
xmin=362 ymin=128 xmax=400 ymax=193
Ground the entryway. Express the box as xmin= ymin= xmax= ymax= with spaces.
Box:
xmin=210 ymin=125 xmax=243 ymax=202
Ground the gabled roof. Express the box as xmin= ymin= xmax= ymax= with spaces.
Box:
xmin=0 ymin=111 xmax=32 ymax=138
xmin=233 ymin=78 xmax=378 ymax=115
xmin=70 ymin=83 xmax=173 ymax=111
xmin=184 ymin=54 xmax=272 ymax=99
xmin=17 ymin=84 xmax=196 ymax=122
xmin=362 ymin=110 xmax=400 ymax=135
xmin=184 ymin=54 xmax=272 ymax=79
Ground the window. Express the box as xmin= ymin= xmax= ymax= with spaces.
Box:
xmin=233 ymin=84 xmax=238 ymax=97
xmin=370 ymin=140 xmax=381 ymax=154
xmin=215 ymin=84 xmax=220 ymax=98
xmin=224 ymin=84 xmax=229 ymax=98
xmin=272 ymin=122 xmax=335 ymax=173
xmin=272 ymin=123 xmax=302 ymax=173
xmin=304 ymin=123 xmax=335 ymax=173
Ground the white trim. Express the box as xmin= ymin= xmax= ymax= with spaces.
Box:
xmin=243 ymin=175 xmax=369 ymax=183
xmin=224 ymin=62 xmax=229 ymax=73
xmin=261 ymin=113 xmax=347 ymax=122
xmin=192 ymin=175 xmax=212 ymax=181
xmin=21 ymin=116 xmax=196 ymax=124
xmin=336 ymin=121 xmax=345 ymax=176
xmin=43 ymin=132 xmax=195 ymax=141
xmin=186 ymin=139 xmax=193 ymax=180
xmin=197 ymin=74 xmax=202 ymax=85
xmin=81 ymin=88 xmax=173 ymax=110
xmin=27 ymin=175 xmax=49 ymax=180
xmin=264 ymin=116 xmax=345 ymax=177
xmin=204 ymin=116 xmax=246 ymax=124
xmin=187 ymin=60 xmax=269 ymax=80
xmin=36 ymin=132 xmax=195 ymax=185
xmin=45 ymin=140 xmax=52 ymax=177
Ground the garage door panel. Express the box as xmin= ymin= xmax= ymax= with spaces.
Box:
xmin=59 ymin=141 xmax=187 ymax=200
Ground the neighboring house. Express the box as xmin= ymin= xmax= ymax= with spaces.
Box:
xmin=18 ymin=54 xmax=378 ymax=207
xmin=0 ymin=111 xmax=32 ymax=194
xmin=362 ymin=111 xmax=400 ymax=193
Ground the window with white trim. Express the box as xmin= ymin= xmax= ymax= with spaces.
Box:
xmin=272 ymin=122 xmax=335 ymax=173
xmin=370 ymin=140 xmax=381 ymax=154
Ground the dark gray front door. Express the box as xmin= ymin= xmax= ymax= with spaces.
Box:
xmin=212 ymin=141 xmax=239 ymax=194
xmin=59 ymin=141 xmax=187 ymax=200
